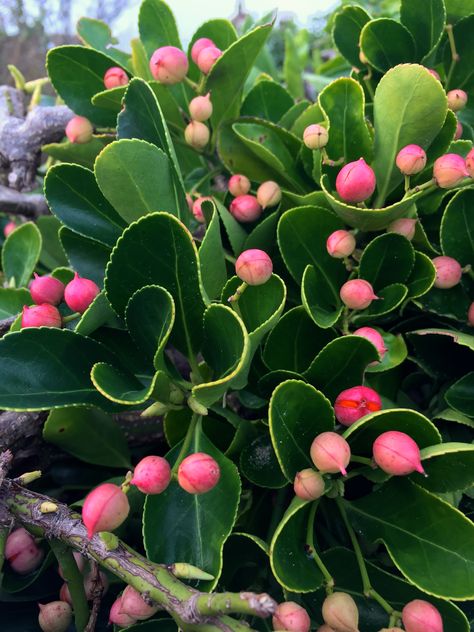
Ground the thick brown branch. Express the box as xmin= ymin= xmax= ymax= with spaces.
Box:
xmin=0 ymin=185 xmax=49 ymax=217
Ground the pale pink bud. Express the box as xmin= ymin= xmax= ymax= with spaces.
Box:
xmin=293 ymin=469 xmax=325 ymax=501
xmin=229 ymin=194 xmax=262 ymax=222
xmin=103 ymin=67 xmax=129 ymax=89
xmin=303 ymin=124 xmax=328 ymax=150
xmin=189 ymin=93 xmax=213 ymax=122
xmin=468 ymin=302 xmax=474 ymax=326
xmin=228 ymin=174 xmax=251 ymax=196
xmin=82 ymin=483 xmax=130 ymax=538
xmin=310 ymin=432 xmax=351 ymax=476
xmin=334 ymin=385 xmax=382 ymax=426
xmin=30 ymin=273 xmax=65 ymax=306
xmin=149 ymin=46 xmax=189 ymax=84
xmin=64 ymin=272 xmax=100 ymax=313
xmin=455 ymin=119 xmax=463 ymax=140
xmin=4 ymin=221 xmax=17 ymax=237
xmin=272 ymin=601 xmax=311 ymax=632
xmin=58 ymin=551 xmax=85 ymax=580
xmin=353 ymin=327 xmax=387 ymax=363
xmin=335 ymin=158 xmax=376 ymax=203
xmin=257 ymin=181 xmax=281 ymax=209
xmin=21 ymin=304 xmax=62 ymax=329
xmin=432 ymin=255 xmax=463 ymax=289
xmin=184 ymin=120 xmax=210 ymax=149
xmin=427 ymin=68 xmax=440 ymax=81
xmin=192 ymin=196 xmax=212 ymax=223
xmin=326 ymin=230 xmax=356 ymax=258
xmin=5 ymin=528 xmax=44 ymax=574
xmin=235 ymin=249 xmax=273 ymax=285
xmin=131 ymin=455 xmax=171 ymax=495
xmin=109 ymin=597 xmax=137 ymax=627
xmin=317 ymin=626 xmax=336 ymax=632
xmin=65 ymin=116 xmax=93 ymax=144
xmin=395 ymin=144 xmax=427 ymax=175
xmin=120 ymin=585 xmax=159 ymax=620
xmin=466 ymin=148 xmax=474 ymax=178
xmin=191 ymin=37 xmax=215 ymax=64
xmin=433 ymin=153 xmax=469 ymax=188
xmin=322 ymin=592 xmax=359 ymax=632
xmin=196 ymin=46 xmax=222 ymax=74
xmin=340 ymin=279 xmax=379 ymax=310
xmin=402 ymin=599 xmax=443 ymax=632
xmin=447 ymin=89 xmax=468 ymax=112
xmin=387 ymin=218 xmax=417 ymax=241
xmin=373 ymin=431 xmax=424 ymax=476
xmin=178 ymin=452 xmax=220 ymax=494
xmin=38 ymin=602 xmax=72 ymax=632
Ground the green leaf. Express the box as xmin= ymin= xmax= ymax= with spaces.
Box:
xmin=138 ymin=0 xmax=181 ymax=57
xmin=198 ymin=204 xmax=227 ymax=300
xmin=188 ymin=19 xmax=237 ymax=81
xmin=43 ymin=406 xmax=131 ymax=468
xmin=36 ymin=216 xmax=69 ymax=270
xmin=59 ymin=228 xmax=109 ymax=286
xmin=304 ymin=336 xmax=379 ymax=401
xmin=2 ymin=222 xmax=42 ymax=288
xmin=240 ymin=433 xmax=287 ymax=488
xmin=44 ymin=164 xmax=126 ymax=247
xmin=346 ymin=477 xmax=474 ymax=599
xmin=443 ymin=15 xmax=474 ymax=91
xmin=332 ymin=5 xmax=371 ymax=68
xmin=144 ymin=426 xmax=241 ymax=590
xmin=302 ymin=264 xmax=344 ymax=329
xmin=400 ymin=0 xmax=446 ymax=61
xmin=42 ymin=137 xmax=112 ymax=170
xmin=415 ymin=284 xmax=471 ymax=323
xmin=359 ymin=233 xmax=415 ymax=290
xmin=91 ymin=86 xmax=126 ymax=113
xmin=214 ymin=198 xmax=247 ymax=256
xmin=46 ymin=45 xmax=124 ymax=126
xmin=366 ymin=331 xmax=408 ymax=374
xmin=91 ymin=363 xmax=159 ymax=405
xmin=75 ymin=291 xmax=120 ymax=336
xmin=372 ymin=64 xmax=447 ymax=207
xmin=105 ymin=212 xmax=205 ymax=356
xmin=241 ymin=80 xmax=294 ymax=123
xmin=0 ymin=288 xmax=32 ymax=319
xmin=0 ymin=328 xmax=124 ymax=411
xmin=351 ymin=283 xmax=408 ymax=324
xmin=405 ymin=251 xmax=436 ymax=299
xmin=360 ymin=19 xmax=416 ymax=73
xmin=446 ymin=372 xmax=474 ymax=417
xmin=76 ymin=17 xmax=132 ymax=69
xmin=412 ymin=443 xmax=474 ymax=493
xmin=244 ymin=209 xmax=280 ymax=253
xmin=269 ymin=380 xmax=334 ymax=480
xmin=441 ymin=187 xmax=474 ymax=268
xmin=204 ymin=23 xmax=272 ymax=130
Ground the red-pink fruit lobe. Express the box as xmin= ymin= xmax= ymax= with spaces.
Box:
xmin=120 ymin=585 xmax=160 ymax=620
xmin=4 ymin=221 xmax=16 ymax=237
xmin=30 ymin=274 xmax=65 ymax=306
xmin=82 ymin=482 xmax=130 ymax=538
xmin=196 ymin=46 xmax=222 ymax=74
xmin=131 ymin=455 xmax=171 ymax=495
xmin=235 ymin=249 xmax=273 ymax=285
xmin=340 ymin=279 xmax=378 ymax=310
xmin=229 ymin=194 xmax=262 ymax=223
xmin=310 ymin=432 xmax=351 ymax=476
xmin=466 ymin=148 xmax=474 ymax=178
xmin=402 ymin=599 xmax=443 ymax=632
xmin=191 ymin=38 xmax=215 ymax=64
xmin=21 ymin=304 xmax=62 ymax=329
xmin=387 ymin=218 xmax=417 ymax=241
xmin=322 ymin=592 xmax=359 ymax=632
xmin=433 ymin=153 xmax=469 ymax=188
xmin=326 ymin=230 xmax=356 ymax=258
xmin=395 ymin=144 xmax=427 ymax=175
xmin=149 ymin=46 xmax=189 ymax=84
xmin=177 ymin=452 xmax=220 ymax=494
xmin=447 ymin=89 xmax=468 ymax=112
xmin=353 ymin=327 xmax=387 ymax=362
xmin=64 ymin=272 xmax=100 ymax=313
xmin=373 ymin=431 xmax=424 ymax=476
xmin=335 ymin=158 xmax=376 ymax=203
xmin=104 ymin=67 xmax=129 ymax=89
xmin=65 ymin=116 xmax=93 ymax=144
xmin=432 ymin=255 xmax=463 ymax=289
xmin=109 ymin=597 xmax=137 ymax=626
xmin=192 ymin=196 xmax=212 ymax=223
xmin=5 ymin=528 xmax=44 ymax=574
xmin=228 ymin=174 xmax=251 ymax=196
xmin=272 ymin=601 xmax=311 ymax=632
xmin=334 ymin=385 xmax=382 ymax=426
xmin=293 ymin=469 xmax=325 ymax=501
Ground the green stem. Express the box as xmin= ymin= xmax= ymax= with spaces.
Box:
xmin=363 ymin=73 xmax=375 ymax=101
xmin=404 ymin=174 xmax=411 ymax=193
xmin=171 ymin=413 xmax=200 ymax=474
xmin=62 ymin=312 xmax=81 ymax=324
xmin=306 ymin=501 xmax=334 ymax=592
xmin=266 ymin=487 xmax=288 ymax=542
xmin=445 ymin=24 xmax=459 ymax=88
xmin=350 ymin=455 xmax=373 ymax=467
xmin=184 ymin=76 xmax=199 ymax=92
xmin=404 ymin=178 xmax=436 ymax=198
xmin=341 ymin=306 xmax=350 ymax=335
xmin=49 ymin=539 xmax=90 ymax=631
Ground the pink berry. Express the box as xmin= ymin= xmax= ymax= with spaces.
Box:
xmin=326 ymin=230 xmax=356 ymax=258
xmin=465 ymin=148 xmax=474 ymax=178
xmin=5 ymin=528 xmax=44 ymax=575
xmin=334 ymin=385 xmax=382 ymax=426
xmin=322 ymin=592 xmax=359 ymax=632
xmin=353 ymin=327 xmax=387 ymax=363
xmin=387 ymin=218 xmax=417 ymax=241
xmin=4 ymin=221 xmax=16 ymax=237
xmin=60 ymin=570 xmax=109 ymax=604
xmin=189 ymin=92 xmax=213 ymax=122
xmin=373 ymin=431 xmax=425 ymax=476
xmin=30 ymin=273 xmax=65 ymax=306
xmin=149 ymin=46 xmax=189 ymax=84
xmin=196 ymin=46 xmax=222 ymax=74
xmin=402 ymin=599 xmax=443 ymax=632
xmin=64 ymin=272 xmax=100 ymax=313
xmin=455 ymin=119 xmax=463 ymax=140
xmin=310 ymin=432 xmax=351 ymax=476
xmin=177 ymin=452 xmax=220 ymax=494
xmin=468 ymin=302 xmax=474 ymax=326
xmin=335 ymin=158 xmax=376 ymax=203
xmin=235 ymin=249 xmax=273 ymax=285
xmin=427 ymin=68 xmax=440 ymax=81
xmin=120 ymin=585 xmax=159 ymax=620
xmin=184 ymin=120 xmax=210 ymax=149
xmin=103 ymin=67 xmax=129 ymax=89
xmin=131 ymin=455 xmax=171 ymax=495
xmin=447 ymin=89 xmax=468 ymax=112
xmin=38 ymin=602 xmax=72 ymax=632
xmin=21 ymin=304 xmax=62 ymax=329
xmin=257 ymin=181 xmax=281 ymax=209
xmin=432 ymin=255 xmax=463 ymax=289
xmin=396 ymin=144 xmax=427 ymax=175
xmin=65 ymin=116 xmax=93 ymax=144
xmin=433 ymin=153 xmax=469 ymax=188
xmin=109 ymin=597 xmax=137 ymax=627
xmin=192 ymin=196 xmax=212 ymax=223
xmin=58 ymin=551 xmax=85 ymax=580
xmin=229 ymin=194 xmax=262 ymax=222
xmin=293 ymin=469 xmax=325 ymax=501
xmin=340 ymin=279 xmax=378 ymax=310
xmin=228 ymin=174 xmax=251 ymax=196
xmin=272 ymin=601 xmax=311 ymax=632
xmin=303 ymin=124 xmax=328 ymax=150
xmin=82 ymin=482 xmax=130 ymax=538
xmin=191 ymin=37 xmax=215 ymax=64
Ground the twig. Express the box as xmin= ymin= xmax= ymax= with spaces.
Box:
xmin=0 ymin=315 xmax=17 ymax=337
xmin=84 ymin=562 xmax=105 ymax=632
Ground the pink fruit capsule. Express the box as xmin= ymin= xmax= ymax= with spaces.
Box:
xmin=433 ymin=153 xmax=469 ymax=188
xmin=184 ymin=120 xmax=210 ymax=149
xmin=65 ymin=116 xmax=93 ymax=144
xmin=235 ymin=249 xmax=273 ymax=285
xmin=38 ymin=601 xmax=72 ymax=632
xmin=395 ymin=145 xmax=427 ymax=175
xmin=103 ymin=67 xmax=129 ymax=89
xmin=340 ymin=279 xmax=379 ymax=310
xmin=192 ymin=196 xmax=212 ymax=223
xmin=30 ymin=273 xmax=65 ymax=306
xmin=322 ymin=592 xmax=359 ymax=632
xmin=149 ymin=46 xmax=189 ymax=84
xmin=326 ymin=230 xmax=356 ymax=258
xmin=4 ymin=221 xmax=17 ymax=237
xmin=21 ymin=304 xmax=62 ymax=329
xmin=229 ymin=194 xmax=262 ymax=222
xmin=334 ymin=385 xmax=382 ymax=427
xmin=189 ymin=92 xmax=213 ymax=122
xmin=82 ymin=483 xmax=130 ymax=538
xmin=196 ymin=46 xmax=222 ymax=74
xmin=373 ymin=431 xmax=425 ymax=476
xmin=131 ymin=455 xmax=171 ymax=495
xmin=191 ymin=37 xmax=215 ymax=64
xmin=256 ymin=181 xmax=281 ymax=209
xmin=5 ymin=528 xmax=44 ymax=575
xmin=387 ymin=218 xmax=417 ymax=241
xmin=455 ymin=119 xmax=463 ymax=140
xmin=109 ymin=597 xmax=137 ymax=627
xmin=272 ymin=601 xmax=311 ymax=632
xmin=353 ymin=327 xmax=387 ymax=363
xmin=303 ymin=124 xmax=328 ymax=150
xmin=402 ymin=599 xmax=443 ymax=632
xmin=64 ymin=272 xmax=100 ymax=313
xmin=177 ymin=452 xmax=220 ymax=494
xmin=432 ymin=255 xmax=463 ymax=289
xmin=465 ymin=148 xmax=474 ymax=178
xmin=310 ymin=432 xmax=351 ymax=476
xmin=228 ymin=174 xmax=251 ymax=196
xmin=120 ymin=585 xmax=159 ymax=620
xmin=468 ymin=302 xmax=474 ymax=326
xmin=447 ymin=89 xmax=468 ymax=112
xmin=335 ymin=158 xmax=376 ymax=203
xmin=293 ymin=469 xmax=325 ymax=501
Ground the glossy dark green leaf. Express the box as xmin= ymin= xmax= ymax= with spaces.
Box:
xmin=406 ymin=251 xmax=436 ymax=299
xmin=59 ymin=227 xmax=109 ymax=286
xmin=302 ymin=264 xmax=344 ymax=329
xmin=400 ymin=0 xmax=446 ymax=61
xmin=244 ymin=209 xmax=280 ymax=253
xmin=214 ymin=198 xmax=247 ymax=256
xmin=415 ymin=284 xmax=471 ymax=323
xmin=43 ymin=406 xmax=131 ymax=468
xmin=412 ymin=443 xmax=474 ymax=493
xmin=138 ymin=0 xmax=181 ymax=57
xmin=360 ymin=19 xmax=415 ymax=73
xmin=446 ymin=372 xmax=474 ymax=417
xmin=76 ymin=17 xmax=132 ymax=69
xmin=241 ymin=80 xmax=293 ymax=123
xmin=269 ymin=379 xmax=334 ymax=480
xmin=279 ymin=100 xmax=310 ymax=129
xmin=240 ymin=433 xmax=287 ymax=488
xmin=42 ymin=137 xmax=111 ymax=170
xmin=36 ymin=216 xmax=69 ymax=270
xmin=0 ymin=288 xmax=32 ymax=319
xmin=359 ymin=233 xmax=415 ymax=290
xmin=332 ymin=5 xmax=371 ymax=68
xmin=91 ymin=363 xmax=158 ymax=405
xmin=351 ymin=283 xmax=408 ymax=324
xmin=75 ymin=291 xmax=120 ymax=336
xmin=91 ymin=86 xmax=126 ymax=113
xmin=441 ymin=187 xmax=474 ymax=267
xmin=2 ymin=222 xmax=41 ymax=287
xmin=365 ymin=330 xmax=408 ymax=374
xmin=408 ymin=328 xmax=474 ymax=379
xmin=198 ymin=204 xmax=227 ymax=300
